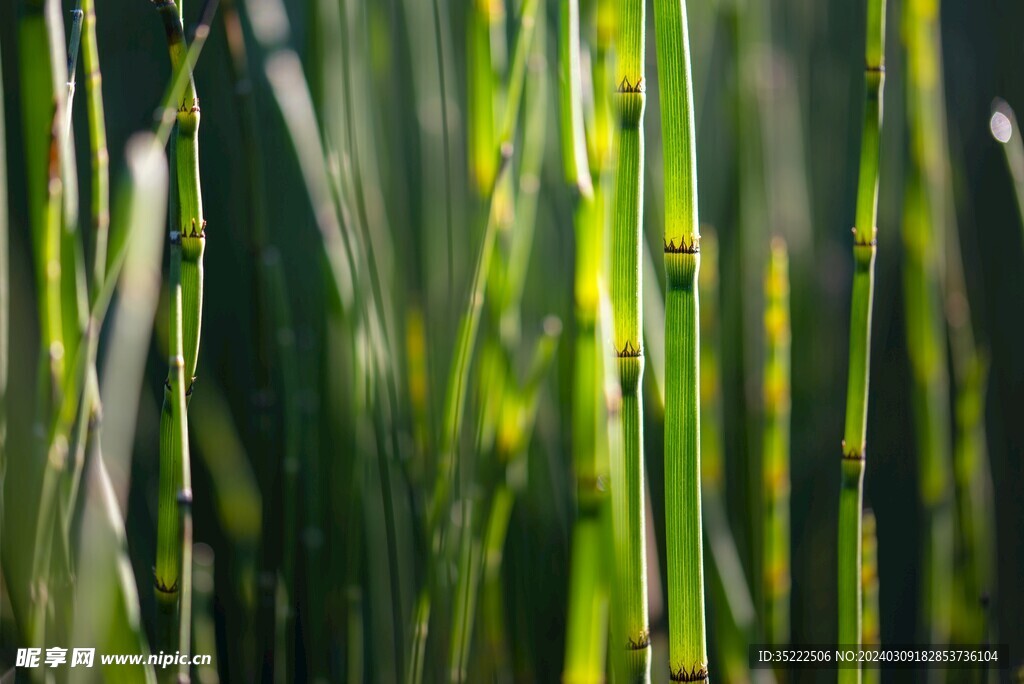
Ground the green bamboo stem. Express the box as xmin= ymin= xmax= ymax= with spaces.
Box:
xmin=565 ymin=193 xmax=611 ymax=684
xmin=609 ymin=0 xmax=649 ymax=680
xmin=762 ymin=239 xmax=790 ymax=648
xmin=468 ymin=0 xmax=497 ymax=194
xmin=652 ymin=0 xmax=707 ymax=677
xmin=60 ymin=0 xmax=112 ymax=537
xmin=154 ymin=0 xmax=205 ymax=387
xmin=904 ymin=0 xmax=955 ymax=647
xmin=61 ymin=11 xmax=87 ymax=371
xmin=559 ymin=0 xmax=593 ymax=197
xmin=862 ymin=510 xmax=880 ymax=684
xmin=564 ymin=2 xmax=614 ymax=675
xmin=697 ymin=230 xmax=756 ymax=683
xmin=152 ymin=0 xmax=206 ymax=669
xmin=23 ymin=0 xmax=71 ymax=647
xmin=155 ymin=229 xmax=187 ymax=656
xmin=82 ymin=0 xmax=111 ymax=296
xmin=951 ymin=355 xmax=995 ymax=643
xmin=839 ymin=2 xmax=885 ymax=678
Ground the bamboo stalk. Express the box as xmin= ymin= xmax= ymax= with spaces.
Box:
xmin=82 ymin=0 xmax=110 ymax=297
xmin=839 ymin=1 xmax=885 ymax=678
xmin=23 ymin=0 xmax=72 ymax=648
xmin=559 ymin=0 xmax=593 ymax=197
xmin=468 ymin=0 xmax=497 ymax=194
xmin=862 ymin=510 xmax=880 ymax=684
xmin=651 ymin=0 xmax=707 ymax=677
xmin=762 ymin=239 xmax=790 ymax=648
xmin=562 ymin=0 xmax=610 ymax=678
xmin=903 ymin=0 xmax=955 ymax=648
xmin=609 ymin=0 xmax=649 ymax=680
xmin=152 ymin=0 xmax=207 ymax=669
xmin=697 ymin=230 xmax=757 ymax=684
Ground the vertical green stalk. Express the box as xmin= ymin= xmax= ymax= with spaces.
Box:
xmin=154 ymin=0 xmax=205 ymax=388
xmin=153 ymin=0 xmax=205 ymax=667
xmin=839 ymin=1 xmax=885 ymax=679
xmin=609 ymin=0 xmax=649 ymax=680
xmin=652 ymin=0 xmax=706 ymax=678
xmin=468 ymin=0 xmax=497 ymax=194
xmin=762 ymin=239 xmax=790 ymax=648
xmin=862 ymin=510 xmax=880 ymax=684
xmin=155 ymin=227 xmax=186 ymax=651
xmin=82 ymin=0 xmax=110 ymax=294
xmin=564 ymin=1 xmax=614 ymax=677
xmin=565 ymin=191 xmax=610 ymax=684
xmin=903 ymin=0 xmax=954 ymax=647
xmin=559 ymin=0 xmax=592 ymax=197
xmin=699 ymin=230 xmax=755 ymax=683
xmin=23 ymin=0 xmax=71 ymax=648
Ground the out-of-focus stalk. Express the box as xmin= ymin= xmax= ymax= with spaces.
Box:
xmin=762 ymin=239 xmax=790 ymax=648
xmin=903 ymin=0 xmax=955 ymax=648
xmin=862 ymin=510 xmax=880 ymax=684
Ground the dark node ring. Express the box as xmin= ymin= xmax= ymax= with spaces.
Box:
xmin=665 ymin=237 xmax=700 ymax=254
xmin=841 ymin=440 xmax=866 ymax=461
xmin=626 ymin=631 xmax=651 ymax=650
xmin=670 ymin=666 xmax=710 ymax=682
xmin=616 ymin=76 xmax=646 ymax=94
xmin=617 ymin=341 xmax=643 ymax=358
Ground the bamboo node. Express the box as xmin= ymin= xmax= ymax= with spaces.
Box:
xmin=616 ymin=340 xmax=642 ymax=358
xmin=841 ymin=440 xmax=865 ymax=460
xmin=616 ymin=76 xmax=645 ymax=93
xmin=626 ymin=630 xmax=650 ymax=649
xmin=852 ymin=226 xmax=878 ymax=247
xmin=664 ymin=236 xmax=700 ymax=254
xmin=154 ymin=576 xmax=179 ymax=595
xmin=177 ymin=488 xmax=193 ymax=506
xmin=670 ymin=665 xmax=709 ymax=682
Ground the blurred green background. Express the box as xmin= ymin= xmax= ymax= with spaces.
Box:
xmin=1 ymin=0 xmax=1021 ymax=681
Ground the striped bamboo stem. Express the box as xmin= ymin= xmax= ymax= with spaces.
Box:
xmin=652 ymin=0 xmax=707 ymax=678
xmin=609 ymin=0 xmax=649 ymax=680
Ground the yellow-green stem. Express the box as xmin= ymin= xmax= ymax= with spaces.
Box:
xmin=839 ymin=1 xmax=885 ymax=678
xmin=608 ymin=0 xmax=648 ymax=673
xmin=763 ymin=240 xmax=790 ymax=648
